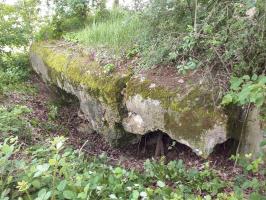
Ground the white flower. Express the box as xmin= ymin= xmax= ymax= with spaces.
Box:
xmin=126 ymin=186 xmax=132 ymax=191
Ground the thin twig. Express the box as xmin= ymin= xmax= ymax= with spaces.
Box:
xmin=212 ymin=47 xmax=231 ymax=76
xmin=78 ymin=140 xmax=89 ymax=157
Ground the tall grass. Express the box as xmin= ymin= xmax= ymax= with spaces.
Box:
xmin=64 ymin=9 xmax=142 ymax=52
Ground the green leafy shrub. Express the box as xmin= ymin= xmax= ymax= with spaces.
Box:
xmin=0 ymin=53 xmax=31 ymax=95
xmin=0 ymin=136 xmax=265 ymax=199
xmin=126 ymin=46 xmax=140 ymax=59
xmin=36 ymin=0 xmax=90 ymax=40
xmin=231 ymin=153 xmax=264 ymax=174
xmin=61 ymin=16 xmax=86 ymax=32
xmin=139 ymin=0 xmax=265 ymax=75
xmin=0 ymin=65 xmax=28 ymax=86
xmin=0 ymin=105 xmax=31 ymax=141
xmin=103 ymin=63 xmax=115 ymax=74
xmin=0 ymin=2 xmax=28 ymax=55
xmin=35 ymin=23 xmax=58 ymax=41
xmin=222 ymin=75 xmax=266 ymax=107
xmin=0 ymin=137 xmax=25 ymax=197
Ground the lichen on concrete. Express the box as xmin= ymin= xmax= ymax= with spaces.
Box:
xmin=123 ymin=76 xmax=228 ymax=157
xmin=31 ymin=42 xmax=130 ymax=107
xmin=30 ymin=41 xmax=133 ymax=146
xmin=30 ymin=41 xmax=248 ymax=158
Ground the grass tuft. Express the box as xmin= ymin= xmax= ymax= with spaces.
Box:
xmin=64 ymin=9 xmax=142 ymax=52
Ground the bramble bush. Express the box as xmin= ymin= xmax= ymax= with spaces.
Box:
xmin=139 ymin=0 xmax=265 ymax=75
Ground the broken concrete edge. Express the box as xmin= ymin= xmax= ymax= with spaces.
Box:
xmin=123 ymin=75 xmax=230 ymax=157
xmin=29 ymin=41 xmax=264 ymax=158
xmin=30 ymin=50 xmax=130 ymax=147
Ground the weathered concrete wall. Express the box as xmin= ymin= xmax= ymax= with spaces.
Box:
xmin=30 ymin=42 xmax=133 ymax=146
xmin=30 ymin=41 xmax=264 ymax=158
xmin=122 ymin=76 xmax=229 ymax=157
xmin=242 ymin=107 xmax=266 ymax=157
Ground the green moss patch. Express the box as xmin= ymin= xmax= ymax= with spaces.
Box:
xmin=31 ymin=42 xmax=131 ymax=107
xmin=125 ymin=76 xmax=227 ymax=140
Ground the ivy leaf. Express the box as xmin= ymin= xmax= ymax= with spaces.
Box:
xmin=31 ymin=180 xmax=41 ymax=189
xmin=242 ymin=75 xmax=250 ymax=80
xmin=254 ymin=95 xmax=264 ymax=107
xmin=49 ymin=159 xmax=57 ymax=166
xmin=204 ymin=195 xmax=212 ymax=200
xmin=77 ymin=192 xmax=87 ymax=199
xmin=221 ymin=94 xmax=233 ymax=105
xmin=251 ymin=74 xmax=258 ymax=81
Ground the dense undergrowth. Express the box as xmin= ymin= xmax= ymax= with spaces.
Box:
xmin=64 ymin=9 xmax=142 ymax=51
xmin=0 ymin=54 xmax=265 ymax=199
xmin=1 ymin=135 xmax=264 ymax=200
xmin=0 ymin=54 xmax=33 ymax=95
xmin=1 ymin=0 xmax=266 ymax=199
xmin=59 ymin=0 xmax=266 ymax=108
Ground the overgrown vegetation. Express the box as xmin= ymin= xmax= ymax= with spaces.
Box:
xmin=0 ymin=52 xmax=264 ymax=199
xmin=0 ymin=136 xmax=265 ymax=199
xmin=0 ymin=54 xmax=32 ymax=95
xmin=139 ymin=0 xmax=265 ymax=71
xmin=0 ymin=105 xmax=31 ymax=140
xmin=0 ymin=0 xmax=265 ymax=199
xmin=64 ymin=9 xmax=142 ymax=51
xmin=58 ymin=0 xmax=266 ymax=110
